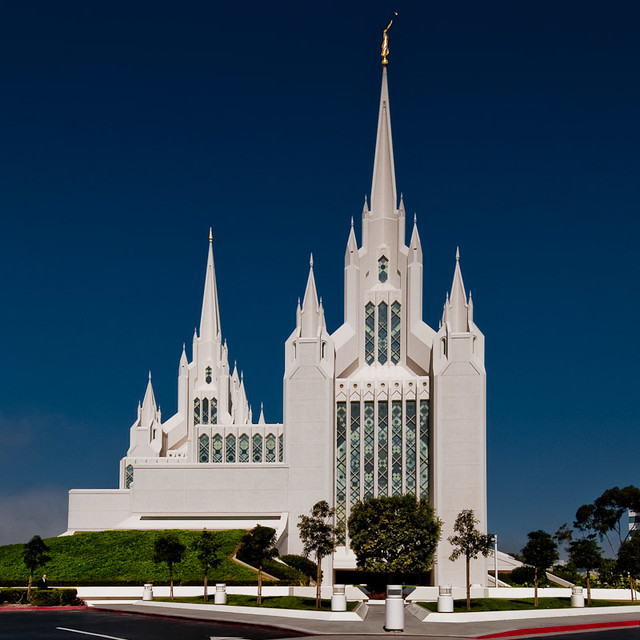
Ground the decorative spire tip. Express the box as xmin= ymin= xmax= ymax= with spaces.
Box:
xmin=209 ymin=227 xmax=213 ymax=243
xmin=456 ymin=246 xmax=460 ymax=261
xmin=309 ymin=253 xmax=314 ymax=267
xmin=381 ymin=12 xmax=398 ymax=66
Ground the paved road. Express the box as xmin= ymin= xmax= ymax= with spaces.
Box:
xmin=0 ymin=609 xmax=307 ymax=640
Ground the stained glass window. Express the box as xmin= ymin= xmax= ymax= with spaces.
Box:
xmin=212 ymin=433 xmax=223 ymax=463
xmin=278 ymin=434 xmax=283 ymax=462
xmin=350 ymin=401 xmax=361 ymax=507
xmin=378 ymin=302 xmax=388 ymax=364
xmin=391 ymin=400 xmax=403 ymax=495
xmin=378 ymin=256 xmax=388 ymax=283
xmin=405 ymin=400 xmax=417 ymax=494
xmin=377 ymin=401 xmax=388 ymax=497
xmin=225 ymin=434 xmax=236 ymax=463
xmin=365 ymin=302 xmax=375 ymax=365
xmin=266 ymin=433 xmax=276 ymax=462
xmin=125 ymin=464 xmax=134 ymax=489
xmin=239 ymin=433 xmax=249 ymax=463
xmin=202 ymin=398 xmax=209 ymax=424
xmin=252 ymin=434 xmax=262 ymax=462
xmin=205 ymin=366 xmax=212 ymax=384
xmin=194 ymin=398 xmax=200 ymax=425
xmin=391 ymin=302 xmax=401 ymax=364
xmin=336 ymin=402 xmax=347 ymax=544
xmin=419 ymin=400 xmax=430 ymax=498
xmin=199 ymin=433 xmax=209 ymax=463
xmin=363 ymin=401 xmax=374 ymax=499
xmin=211 ymin=398 xmax=217 ymax=425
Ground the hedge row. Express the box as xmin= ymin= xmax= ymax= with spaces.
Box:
xmin=0 ymin=588 xmax=78 ymax=606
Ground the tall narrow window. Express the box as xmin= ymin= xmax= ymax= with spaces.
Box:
xmin=377 ymin=401 xmax=388 ymax=497
xmin=252 ymin=434 xmax=263 ymax=462
xmin=378 ymin=256 xmax=388 ymax=283
xmin=391 ymin=400 xmax=403 ymax=495
xmin=363 ymin=401 xmax=375 ymax=499
xmin=278 ymin=434 xmax=284 ymax=462
xmin=225 ymin=434 xmax=236 ymax=462
xmin=205 ymin=366 xmax=212 ymax=384
xmin=239 ymin=434 xmax=249 ymax=462
xmin=199 ymin=434 xmax=209 ymax=463
xmin=391 ymin=302 xmax=401 ymax=364
xmin=365 ymin=302 xmax=375 ymax=365
xmin=335 ymin=402 xmax=347 ymax=544
xmin=194 ymin=398 xmax=201 ymax=425
xmin=202 ymin=398 xmax=209 ymax=424
xmin=378 ymin=302 xmax=388 ymax=364
xmin=211 ymin=398 xmax=217 ymax=425
xmin=350 ymin=401 xmax=361 ymax=507
xmin=405 ymin=400 xmax=417 ymax=494
xmin=212 ymin=434 xmax=223 ymax=463
xmin=125 ymin=464 xmax=134 ymax=489
xmin=266 ymin=433 xmax=276 ymax=462
xmin=419 ymin=400 xmax=430 ymax=498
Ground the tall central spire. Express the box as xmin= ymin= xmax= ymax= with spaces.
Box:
xmin=199 ymin=228 xmax=221 ymax=342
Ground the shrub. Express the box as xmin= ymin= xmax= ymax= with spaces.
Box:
xmin=29 ymin=590 xmax=60 ymax=606
xmin=280 ymin=554 xmax=318 ymax=581
xmin=0 ymin=588 xmax=27 ymax=604
xmin=262 ymin=559 xmax=308 ymax=584
xmin=58 ymin=588 xmax=78 ymax=606
xmin=510 ymin=566 xmax=537 ymax=586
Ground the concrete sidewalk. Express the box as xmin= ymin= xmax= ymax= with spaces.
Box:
xmin=92 ymin=600 xmax=640 ymax=638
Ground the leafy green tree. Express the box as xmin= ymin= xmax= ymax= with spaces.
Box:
xmin=23 ymin=535 xmax=51 ymax=599
xmin=192 ymin=529 xmax=221 ymax=601
xmin=521 ymin=530 xmax=558 ymax=607
xmin=348 ymin=495 xmax=442 ymax=581
xmin=617 ymin=535 xmax=640 ymax=600
xmin=298 ymin=500 xmax=339 ymax=609
xmin=569 ymin=538 xmax=602 ymax=604
xmin=153 ymin=533 xmax=186 ymax=600
xmin=237 ymin=525 xmax=279 ymax=604
xmin=448 ymin=509 xmax=492 ymax=610
xmin=598 ymin=557 xmax=624 ymax=588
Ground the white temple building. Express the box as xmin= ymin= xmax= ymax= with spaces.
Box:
xmin=67 ymin=46 xmax=487 ymax=587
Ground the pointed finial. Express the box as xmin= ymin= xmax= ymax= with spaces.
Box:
xmin=381 ymin=13 xmax=398 ymax=66
xmin=209 ymin=227 xmax=213 ymax=243
xmin=148 ymin=370 xmax=152 ymax=381
xmin=350 ymin=216 xmax=354 ymax=228
xmin=309 ymin=253 xmax=314 ymax=268
xmin=413 ymin=212 xmax=417 ymax=224
xmin=297 ymin=296 xmax=301 ymax=307
xmin=456 ymin=246 xmax=460 ymax=262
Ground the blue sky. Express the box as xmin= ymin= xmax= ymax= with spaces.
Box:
xmin=0 ymin=1 xmax=639 ymax=555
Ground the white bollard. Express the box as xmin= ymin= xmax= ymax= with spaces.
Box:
xmin=571 ymin=586 xmax=585 ymax=608
xmin=331 ymin=584 xmax=347 ymax=611
xmin=385 ymin=584 xmax=404 ymax=631
xmin=437 ymin=585 xmax=454 ymax=612
xmin=214 ymin=583 xmax=227 ymax=605
xmin=142 ymin=583 xmax=153 ymax=601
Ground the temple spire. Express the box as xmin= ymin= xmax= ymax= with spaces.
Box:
xmin=448 ymin=248 xmax=469 ymax=332
xmin=199 ymin=229 xmax=221 ymax=342
xmin=301 ymin=255 xmax=320 ymax=337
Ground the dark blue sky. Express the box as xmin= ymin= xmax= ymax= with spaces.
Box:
xmin=0 ymin=1 xmax=638 ymax=553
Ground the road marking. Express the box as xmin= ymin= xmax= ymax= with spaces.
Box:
xmin=56 ymin=628 xmax=130 ymax=640
xmin=210 ymin=637 xmax=249 ymax=640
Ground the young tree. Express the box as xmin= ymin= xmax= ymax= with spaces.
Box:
xmin=348 ymin=495 xmax=442 ymax=582
xmin=237 ymin=525 xmax=278 ymax=604
xmin=521 ymin=530 xmax=558 ymax=607
xmin=192 ymin=529 xmax=221 ymax=602
xmin=23 ymin=535 xmax=51 ymax=599
xmin=298 ymin=500 xmax=338 ymax=609
xmin=153 ymin=533 xmax=186 ymax=600
xmin=617 ymin=535 xmax=640 ymax=601
xmin=569 ymin=538 xmax=602 ymax=604
xmin=448 ymin=509 xmax=492 ymax=611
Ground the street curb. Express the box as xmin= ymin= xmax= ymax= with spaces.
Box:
xmin=478 ymin=620 xmax=640 ymax=638
xmin=0 ymin=605 xmax=88 ymax=612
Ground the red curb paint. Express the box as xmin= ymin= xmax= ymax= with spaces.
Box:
xmin=478 ymin=620 xmax=640 ymax=638
xmin=0 ymin=605 xmax=88 ymax=612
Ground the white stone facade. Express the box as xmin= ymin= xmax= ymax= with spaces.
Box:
xmin=67 ymin=63 xmax=487 ymax=588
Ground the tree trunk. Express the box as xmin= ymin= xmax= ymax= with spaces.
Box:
xmin=204 ymin=573 xmax=208 ymax=602
xmin=27 ymin=572 xmax=33 ymax=600
xmin=466 ymin=553 xmax=471 ymax=611
xmin=586 ymin=571 xmax=591 ymax=605
xmin=534 ymin=568 xmax=539 ymax=607
xmin=316 ymin=555 xmax=322 ymax=609
xmin=170 ymin=565 xmax=174 ymax=601
xmin=258 ymin=565 xmax=262 ymax=605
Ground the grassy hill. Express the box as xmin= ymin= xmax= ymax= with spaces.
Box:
xmin=0 ymin=530 xmax=266 ymax=586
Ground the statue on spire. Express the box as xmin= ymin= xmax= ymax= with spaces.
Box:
xmin=381 ymin=12 xmax=398 ymax=66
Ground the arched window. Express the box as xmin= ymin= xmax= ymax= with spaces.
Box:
xmin=125 ymin=464 xmax=134 ymax=489
xmin=212 ymin=434 xmax=223 ymax=463
xmin=378 ymin=256 xmax=388 ymax=283
xmin=378 ymin=301 xmax=388 ymax=364
xmin=278 ymin=434 xmax=284 ymax=462
xmin=198 ymin=434 xmax=209 ymax=463
xmin=193 ymin=398 xmax=201 ymax=425
xmin=202 ymin=398 xmax=209 ymax=424
xmin=239 ymin=434 xmax=250 ymax=463
xmin=252 ymin=434 xmax=263 ymax=462
xmin=265 ymin=433 xmax=276 ymax=462
xmin=390 ymin=302 xmax=401 ymax=364
xmin=205 ymin=366 xmax=212 ymax=384
xmin=211 ymin=398 xmax=217 ymax=425
xmin=225 ymin=434 xmax=236 ymax=463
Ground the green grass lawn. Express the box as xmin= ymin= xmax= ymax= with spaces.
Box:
xmin=419 ymin=598 xmax=640 ymax=612
xmin=0 ymin=530 xmax=262 ymax=586
xmin=157 ymin=594 xmax=357 ymax=611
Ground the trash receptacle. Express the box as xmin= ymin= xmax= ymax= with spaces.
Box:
xmin=437 ymin=585 xmax=454 ymax=612
xmin=215 ymin=583 xmax=227 ymax=605
xmin=143 ymin=583 xmax=153 ymax=601
xmin=385 ymin=584 xmax=404 ymax=631
xmin=571 ymin=586 xmax=584 ymax=608
xmin=331 ymin=584 xmax=347 ymax=611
